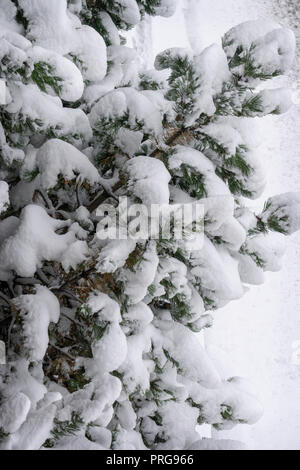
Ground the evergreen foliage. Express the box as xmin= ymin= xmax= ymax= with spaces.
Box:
xmin=0 ymin=0 xmax=299 ymax=451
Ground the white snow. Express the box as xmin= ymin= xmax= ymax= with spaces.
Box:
xmin=108 ymin=0 xmax=141 ymax=28
xmin=19 ymin=0 xmax=107 ymax=82
xmin=152 ymin=0 xmax=300 ymax=449
xmin=188 ymin=437 xmax=246 ymax=450
xmin=96 ymin=239 xmax=137 ymax=274
xmin=154 ymin=319 xmax=221 ymax=387
xmin=154 ymin=0 xmax=179 ymax=18
xmin=28 ymin=46 xmax=84 ymax=101
xmin=113 ymin=428 xmax=147 ymax=450
xmin=122 ymin=302 xmax=154 ymax=333
xmin=155 ymin=401 xmax=199 ymax=450
xmin=225 ymin=22 xmax=296 ymax=75
xmin=0 ymin=204 xmax=78 ymax=279
xmin=190 ymin=44 xmax=231 ymax=121
xmin=257 ymin=88 xmax=293 ymax=116
xmin=262 ymin=192 xmax=300 ymax=235
xmin=154 ymin=46 xmax=193 ymax=70
xmin=0 ymin=121 xmax=24 ymax=166
xmin=13 ymin=286 xmax=60 ymax=361
xmin=0 ymin=0 xmax=299 ymax=452
xmin=36 ymin=139 xmax=100 ymax=189
xmin=97 ymin=11 xmax=120 ymax=46
xmin=61 ymin=240 xmax=89 ymax=273
xmin=78 ymin=294 xmax=127 ymax=376
xmin=0 ymin=0 xmax=21 ymax=34
xmin=190 ymin=236 xmax=245 ymax=307
xmin=169 ymin=146 xmax=230 ymax=197
xmin=0 ymin=392 xmax=31 ymax=434
xmin=6 ymin=83 xmax=92 ymax=146
xmin=179 ymin=0 xmax=300 ymax=450
xmin=0 ymin=359 xmax=48 ymax=412
xmin=115 ymin=128 xmax=143 ymax=156
xmin=140 ymin=90 xmax=176 ymax=122
xmin=122 ymin=241 xmax=159 ymax=304
xmin=89 ymin=87 xmax=163 ymax=137
xmin=125 ymin=156 xmax=171 ymax=207
xmin=9 ymin=404 xmax=56 ymax=450
xmin=119 ymin=328 xmax=152 ymax=394
xmin=0 ymin=181 xmax=9 ymax=213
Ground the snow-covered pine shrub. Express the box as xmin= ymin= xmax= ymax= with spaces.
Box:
xmin=0 ymin=0 xmax=299 ymax=450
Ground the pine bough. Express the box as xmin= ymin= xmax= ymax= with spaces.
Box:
xmin=0 ymin=0 xmax=299 ymax=451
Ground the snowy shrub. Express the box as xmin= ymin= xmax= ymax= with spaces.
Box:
xmin=0 ymin=0 xmax=299 ymax=450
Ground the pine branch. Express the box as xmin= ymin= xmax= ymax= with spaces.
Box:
xmin=43 ymin=411 xmax=84 ymax=448
xmin=87 ymin=126 xmax=190 ymax=212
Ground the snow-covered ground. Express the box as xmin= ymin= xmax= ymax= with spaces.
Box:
xmin=152 ymin=0 xmax=300 ymax=450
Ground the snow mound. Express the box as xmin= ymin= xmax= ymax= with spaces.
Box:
xmin=89 ymin=87 xmax=163 ymax=137
xmin=125 ymin=156 xmax=171 ymax=206
xmin=36 ymin=139 xmax=100 ymax=189
xmin=0 ymin=205 xmax=77 ymax=279
xmin=13 ymin=286 xmax=60 ymax=361
xmin=0 ymin=181 xmax=9 ymax=213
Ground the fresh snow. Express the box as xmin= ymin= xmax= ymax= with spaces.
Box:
xmin=0 ymin=204 xmax=82 ymax=279
xmin=35 ymin=139 xmax=100 ymax=189
xmin=13 ymin=286 xmax=60 ymax=361
xmin=19 ymin=0 xmax=107 ymax=82
xmin=0 ymin=181 xmax=9 ymax=213
xmin=89 ymin=87 xmax=163 ymax=137
xmin=150 ymin=0 xmax=300 ymax=450
xmin=0 ymin=0 xmax=299 ymax=451
xmin=158 ymin=0 xmax=300 ymax=450
xmin=126 ymin=156 xmax=171 ymax=207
